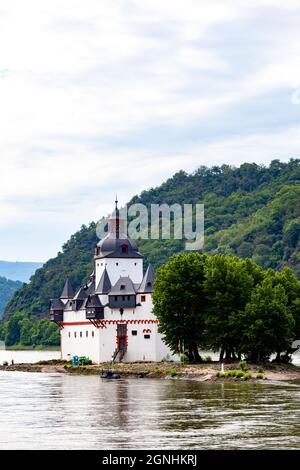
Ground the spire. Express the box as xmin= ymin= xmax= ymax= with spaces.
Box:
xmin=115 ymin=195 xmax=120 ymax=239
xmin=138 ymin=264 xmax=155 ymax=293
xmin=60 ymin=279 xmax=74 ymax=299
xmin=95 ymin=267 xmax=112 ymax=294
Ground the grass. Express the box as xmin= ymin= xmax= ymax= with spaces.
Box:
xmin=216 ymin=370 xmax=252 ymax=380
xmin=5 ymin=344 xmax=60 ymax=351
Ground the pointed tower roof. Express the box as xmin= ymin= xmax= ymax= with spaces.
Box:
xmin=95 ymin=267 xmax=112 ymax=294
xmin=138 ymin=264 xmax=155 ymax=293
xmin=73 ymin=285 xmax=88 ymax=301
xmin=60 ymin=279 xmax=74 ymax=299
xmin=85 ymin=294 xmax=103 ymax=308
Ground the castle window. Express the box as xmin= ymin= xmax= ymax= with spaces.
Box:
xmin=121 ymin=244 xmax=128 ymax=253
xmin=92 ymin=331 xmax=94 ymax=338
xmin=134 ymin=262 xmax=137 ymax=266
xmin=115 ymin=296 xmax=118 ymax=301
xmin=86 ymin=331 xmax=88 ymax=338
xmin=80 ymin=331 xmax=82 ymax=338
xmin=127 ymin=296 xmax=130 ymax=300
xmin=74 ymin=332 xmax=77 ymax=338
xmin=144 ymin=334 xmax=150 ymax=339
xmin=116 ymin=262 xmax=119 ymax=266
xmin=141 ymin=295 xmax=146 ymax=302
xmin=68 ymin=332 xmax=71 ymax=338
xmin=147 ymin=282 xmax=152 ymax=288
xmin=120 ymin=285 xmax=125 ymax=290
xmin=122 ymin=295 xmax=125 ymax=301
xmin=132 ymin=330 xmax=137 ymax=336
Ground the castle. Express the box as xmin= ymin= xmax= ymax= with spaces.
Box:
xmin=49 ymin=200 xmax=175 ymax=364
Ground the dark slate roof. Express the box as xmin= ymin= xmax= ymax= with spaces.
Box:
xmin=109 ymin=276 xmax=137 ymax=295
xmin=86 ymin=294 xmax=103 ymax=308
xmin=50 ymin=298 xmax=65 ymax=310
xmin=138 ymin=264 xmax=155 ymax=293
xmin=60 ymin=279 xmax=74 ymax=299
xmin=85 ymin=278 xmax=95 ymax=296
xmin=96 ymin=233 xmax=143 ymax=259
xmin=73 ymin=286 xmax=88 ymax=301
xmin=95 ymin=268 xmax=112 ymax=294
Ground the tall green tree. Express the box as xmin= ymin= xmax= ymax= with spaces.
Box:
xmin=239 ymin=277 xmax=295 ymax=362
xmin=204 ymin=255 xmax=259 ymax=361
xmin=5 ymin=312 xmax=27 ymax=346
xmin=152 ymin=252 xmax=208 ymax=362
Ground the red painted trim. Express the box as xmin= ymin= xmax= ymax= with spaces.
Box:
xmin=62 ymin=319 xmax=159 ymax=327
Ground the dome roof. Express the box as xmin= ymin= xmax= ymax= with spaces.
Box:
xmin=96 ymin=233 xmax=143 ymax=259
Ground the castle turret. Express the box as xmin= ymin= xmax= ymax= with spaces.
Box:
xmin=94 ymin=200 xmax=143 ymax=286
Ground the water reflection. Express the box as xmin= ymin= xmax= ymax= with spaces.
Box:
xmin=0 ymin=372 xmax=300 ymax=449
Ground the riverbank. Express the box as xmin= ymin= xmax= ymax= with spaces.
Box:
xmin=4 ymin=345 xmax=60 ymax=351
xmin=1 ymin=360 xmax=300 ymax=383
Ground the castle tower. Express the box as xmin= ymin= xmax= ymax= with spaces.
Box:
xmin=94 ymin=199 xmax=144 ymax=287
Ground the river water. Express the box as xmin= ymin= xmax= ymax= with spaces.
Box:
xmin=0 ymin=370 xmax=300 ymax=449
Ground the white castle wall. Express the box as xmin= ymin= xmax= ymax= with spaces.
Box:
xmin=60 ymin=293 xmax=178 ymax=364
xmin=95 ymin=257 xmax=143 ymax=287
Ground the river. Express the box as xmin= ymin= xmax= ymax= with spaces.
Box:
xmin=0 ymin=370 xmax=300 ymax=449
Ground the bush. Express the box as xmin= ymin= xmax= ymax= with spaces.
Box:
xmin=2 ymin=360 xmax=8 ymax=366
xmin=204 ymin=355 xmax=212 ymax=362
xmin=256 ymin=373 xmax=264 ymax=379
xmin=257 ymin=366 xmax=264 ymax=373
xmin=239 ymin=360 xmax=249 ymax=371
xmin=78 ymin=356 xmax=92 ymax=365
xmin=216 ymin=371 xmax=225 ymax=377
xmin=166 ymin=370 xmax=178 ymax=377
xmin=243 ymin=372 xmax=252 ymax=380
xmin=180 ymin=354 xmax=188 ymax=363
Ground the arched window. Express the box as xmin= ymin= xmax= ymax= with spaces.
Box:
xmin=121 ymin=244 xmax=128 ymax=254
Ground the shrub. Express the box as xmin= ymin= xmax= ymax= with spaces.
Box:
xmin=243 ymin=372 xmax=252 ymax=380
xmin=239 ymin=360 xmax=249 ymax=371
xmin=78 ymin=356 xmax=92 ymax=365
xmin=204 ymin=355 xmax=212 ymax=362
xmin=257 ymin=367 xmax=264 ymax=373
xmin=216 ymin=371 xmax=225 ymax=377
xmin=180 ymin=354 xmax=188 ymax=363
xmin=2 ymin=361 xmax=8 ymax=366
xmin=256 ymin=373 xmax=264 ymax=379
xmin=166 ymin=370 xmax=178 ymax=377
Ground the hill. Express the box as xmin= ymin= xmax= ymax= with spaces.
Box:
xmin=3 ymin=159 xmax=300 ymax=320
xmin=0 ymin=261 xmax=43 ymax=283
xmin=0 ymin=277 xmax=23 ymax=319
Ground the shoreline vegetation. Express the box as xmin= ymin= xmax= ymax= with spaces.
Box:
xmin=1 ymin=359 xmax=300 ymax=384
xmin=3 ymin=345 xmax=60 ymax=351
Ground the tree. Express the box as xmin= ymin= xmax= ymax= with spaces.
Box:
xmin=19 ymin=317 xmax=33 ymax=346
xmin=5 ymin=312 xmax=27 ymax=346
xmin=204 ymin=255 xmax=258 ymax=361
xmin=152 ymin=252 xmax=208 ymax=362
xmin=238 ymin=277 xmax=295 ymax=362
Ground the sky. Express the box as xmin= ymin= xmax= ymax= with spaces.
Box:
xmin=1 ymin=0 xmax=300 ymax=262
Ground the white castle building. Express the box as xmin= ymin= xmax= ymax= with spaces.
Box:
xmin=49 ymin=201 xmax=175 ymax=364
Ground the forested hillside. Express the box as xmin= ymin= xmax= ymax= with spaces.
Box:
xmin=0 ymin=277 xmax=22 ymax=319
xmin=4 ymin=159 xmax=300 ymax=320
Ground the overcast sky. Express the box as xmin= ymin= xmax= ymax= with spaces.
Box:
xmin=1 ymin=0 xmax=300 ymax=262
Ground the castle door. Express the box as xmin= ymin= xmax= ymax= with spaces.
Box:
xmin=117 ymin=324 xmax=127 ymax=351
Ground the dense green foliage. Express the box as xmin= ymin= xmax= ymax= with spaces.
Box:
xmin=153 ymin=252 xmax=300 ymax=363
xmin=152 ymin=252 xmax=208 ymax=362
xmin=0 ymin=312 xmax=60 ymax=347
xmin=0 ymin=277 xmax=22 ymax=319
xmin=4 ymin=159 xmax=300 ymax=320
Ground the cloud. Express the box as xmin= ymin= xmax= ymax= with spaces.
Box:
xmin=0 ymin=0 xmax=300 ymax=260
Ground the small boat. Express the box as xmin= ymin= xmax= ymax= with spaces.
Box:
xmin=101 ymin=369 xmax=121 ymax=379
